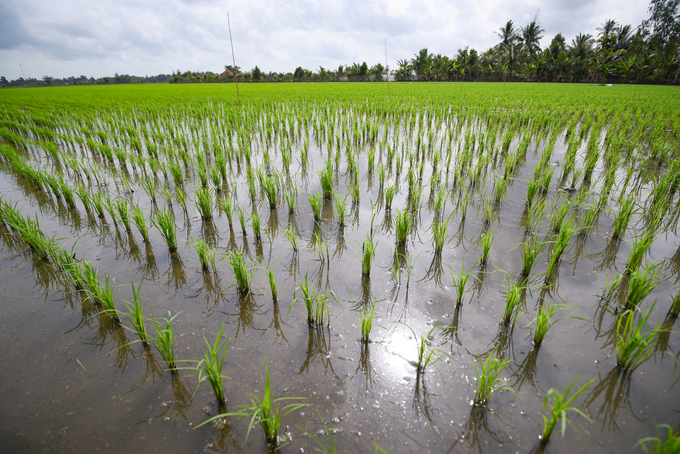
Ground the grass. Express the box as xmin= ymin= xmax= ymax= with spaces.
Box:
xmin=501 ymin=273 xmax=524 ymax=326
xmin=131 ymin=204 xmax=149 ymax=243
xmin=252 ymin=212 xmax=262 ymax=243
xmin=191 ymin=236 xmax=217 ymax=272
xmin=123 ymin=279 xmax=148 ymax=344
xmin=616 ymin=303 xmax=667 ymax=371
xmin=195 ymin=323 xmax=230 ymax=403
xmin=197 ymin=359 xmax=309 ymax=447
xmin=520 ymin=234 xmax=545 ymax=277
xmin=335 ymin=193 xmax=347 ymax=226
xmin=283 ymin=227 xmax=299 ymax=252
xmin=226 ymin=249 xmax=251 ymax=294
xmin=262 ymin=175 xmax=278 ymax=209
xmin=479 ymin=228 xmax=494 ymax=266
xmin=361 ymin=234 xmax=377 ymax=277
xmin=152 ymin=208 xmax=177 ymax=252
xmin=394 ymin=209 xmax=411 ymax=245
xmin=319 ymin=160 xmax=334 ymax=199
xmin=95 ymin=272 xmax=120 ymax=322
xmin=236 ymin=207 xmax=247 ymax=236
xmin=540 ymin=377 xmax=596 ymax=444
xmin=472 ymin=352 xmax=516 ymax=406
xmin=194 ymin=187 xmax=213 ymax=221
xmin=626 ymin=232 xmax=655 ymax=273
xmin=545 ymin=217 xmax=575 ymax=282
xmin=288 ymin=271 xmax=336 ymax=327
xmin=266 ymin=266 xmax=278 ymax=301
xmin=625 ymin=263 xmax=663 ymax=311
xmin=636 ymin=424 xmax=680 ymax=454
xmin=432 ymin=217 xmax=450 ymax=252
xmin=528 ymin=303 xmax=585 ymax=347
xmin=360 ymin=300 xmax=377 ymax=344
xmin=611 ymin=196 xmax=636 ymax=239
xmin=669 ymin=290 xmax=680 ymax=318
xmin=140 ymin=175 xmax=157 ymax=202
xmin=150 ymin=309 xmax=180 ymax=371
xmin=114 ymin=199 xmax=132 ymax=233
xmin=309 ymin=192 xmax=322 ymax=222
xmin=450 ymin=258 xmax=475 ymax=306
xmin=218 ymin=195 xmax=233 ymax=228
xmin=285 ymin=187 xmax=297 ymax=214
xmin=399 ymin=322 xmax=447 ymax=377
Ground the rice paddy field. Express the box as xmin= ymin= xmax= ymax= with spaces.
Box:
xmin=1 ymin=82 xmax=680 ymax=453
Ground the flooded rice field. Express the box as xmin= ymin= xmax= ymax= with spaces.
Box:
xmin=0 ymin=83 xmax=679 ymax=453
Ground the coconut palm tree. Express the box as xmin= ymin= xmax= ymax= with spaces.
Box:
xmin=495 ymin=20 xmax=520 ymax=51
xmin=568 ymin=33 xmax=594 ymax=60
xmin=521 ymin=21 xmax=545 ymax=57
xmin=411 ymin=49 xmax=433 ymax=80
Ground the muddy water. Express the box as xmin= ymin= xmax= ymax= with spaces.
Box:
xmin=0 ymin=127 xmax=679 ymax=454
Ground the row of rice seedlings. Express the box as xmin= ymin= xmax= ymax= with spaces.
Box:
xmin=191 ymin=236 xmax=217 ymax=273
xmin=360 ymin=300 xmax=376 ymax=344
xmin=361 ymin=234 xmax=377 ymax=277
xmin=399 ymin=322 xmax=446 ymax=377
xmin=335 ymin=193 xmax=347 ymax=226
xmin=544 ymin=218 xmax=575 ymax=283
xmin=114 ymin=199 xmax=132 ymax=232
xmin=625 ymin=232 xmax=655 ymax=273
xmin=285 ymin=187 xmax=297 ymax=214
xmin=152 ymin=208 xmax=178 ymax=252
xmin=309 ymin=192 xmax=322 ymax=222
xmin=525 ymin=197 xmax=546 ymax=232
xmin=539 ymin=377 xmax=596 ymax=444
xmin=472 ymin=351 xmax=515 ymax=406
xmin=394 ymin=209 xmax=411 ymax=245
xmin=450 ymin=259 xmax=475 ymax=306
xmin=284 ymin=227 xmax=299 ymax=252
xmin=191 ymin=323 xmax=230 ymax=404
xmin=218 ymin=195 xmax=233 ymax=228
xmin=501 ymin=274 xmax=524 ymax=326
xmin=198 ymin=359 xmax=309 ymax=448
xmin=616 ymin=304 xmax=667 ymax=371
xmin=520 ymin=234 xmax=545 ymax=278
xmin=266 ymin=266 xmax=278 ymax=301
xmin=150 ymin=309 xmax=180 ymax=370
xmin=289 ymin=272 xmax=335 ymax=327
xmin=432 ymin=216 xmax=450 ymax=252
xmin=194 ymin=187 xmax=213 ymax=220
xmin=479 ymin=228 xmax=494 ymax=266
xmin=122 ymin=279 xmax=148 ymax=344
xmin=226 ymin=249 xmax=251 ymax=293
xmin=131 ymin=204 xmax=150 ymax=242
xmin=528 ymin=303 xmax=584 ymax=347
xmin=624 ymin=263 xmax=663 ymax=311
xmin=236 ymin=207 xmax=247 ymax=236
xmin=611 ymin=196 xmax=636 ymax=239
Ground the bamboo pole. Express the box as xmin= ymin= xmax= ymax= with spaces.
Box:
xmin=227 ymin=12 xmax=241 ymax=107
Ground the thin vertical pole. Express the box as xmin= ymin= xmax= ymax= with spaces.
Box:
xmin=384 ymin=39 xmax=389 ymax=96
xmin=227 ymin=12 xmax=241 ymax=107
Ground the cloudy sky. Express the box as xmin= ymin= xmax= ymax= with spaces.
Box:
xmin=0 ymin=0 xmax=650 ymax=80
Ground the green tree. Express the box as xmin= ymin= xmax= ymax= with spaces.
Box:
xmin=252 ymin=65 xmax=262 ymax=80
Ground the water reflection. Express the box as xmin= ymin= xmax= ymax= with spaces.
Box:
xmin=441 ymin=306 xmax=463 ymax=348
xmin=510 ymin=348 xmax=542 ymax=394
xmin=144 ymin=372 xmax=194 ymax=427
xmin=224 ymin=292 xmax=266 ymax=338
xmin=298 ymin=325 xmax=340 ymax=379
xmin=583 ymin=368 xmax=641 ymax=433
xmin=420 ymin=251 xmax=445 ymax=289
xmin=590 ymin=238 xmax=622 ymax=273
xmin=352 ymin=343 xmax=377 ymax=394
xmin=125 ymin=346 xmax=165 ymax=394
xmin=165 ymin=254 xmax=187 ymax=291
xmin=449 ymin=406 xmax=507 ymax=454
